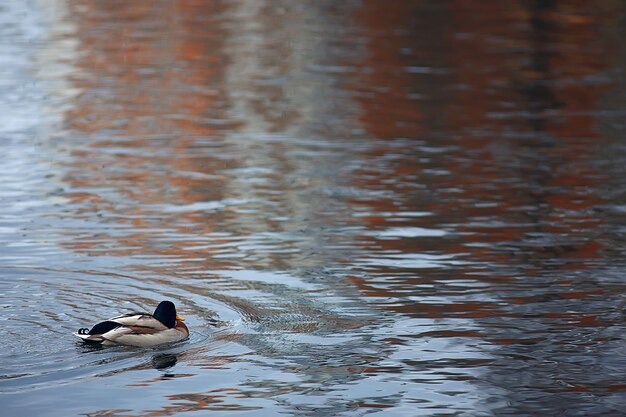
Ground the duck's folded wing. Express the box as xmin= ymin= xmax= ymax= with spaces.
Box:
xmin=109 ymin=314 xmax=167 ymax=331
xmin=98 ymin=325 xmax=135 ymax=344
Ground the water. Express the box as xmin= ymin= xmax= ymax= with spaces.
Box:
xmin=1 ymin=1 xmax=626 ymax=415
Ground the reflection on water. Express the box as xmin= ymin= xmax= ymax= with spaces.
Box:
xmin=1 ymin=0 xmax=626 ymax=416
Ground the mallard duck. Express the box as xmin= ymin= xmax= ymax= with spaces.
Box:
xmin=74 ymin=301 xmax=189 ymax=347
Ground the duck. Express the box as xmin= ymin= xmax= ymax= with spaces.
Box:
xmin=74 ymin=300 xmax=189 ymax=347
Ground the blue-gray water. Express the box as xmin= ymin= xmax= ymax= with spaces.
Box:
xmin=1 ymin=1 xmax=626 ymax=416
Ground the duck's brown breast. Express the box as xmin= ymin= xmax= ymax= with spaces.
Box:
xmin=175 ymin=320 xmax=189 ymax=335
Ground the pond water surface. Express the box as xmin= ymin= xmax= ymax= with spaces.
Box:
xmin=1 ymin=1 xmax=626 ymax=416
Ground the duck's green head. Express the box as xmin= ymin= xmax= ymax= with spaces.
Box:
xmin=153 ymin=301 xmax=185 ymax=328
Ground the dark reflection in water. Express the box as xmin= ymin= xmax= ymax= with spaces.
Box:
xmin=1 ymin=0 xmax=626 ymax=416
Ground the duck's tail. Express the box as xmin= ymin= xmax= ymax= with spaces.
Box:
xmin=74 ymin=320 xmax=120 ymax=344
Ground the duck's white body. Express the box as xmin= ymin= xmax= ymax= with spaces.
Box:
xmin=74 ymin=302 xmax=189 ymax=347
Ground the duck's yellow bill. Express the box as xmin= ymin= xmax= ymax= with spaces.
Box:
xmin=176 ymin=314 xmax=185 ymax=321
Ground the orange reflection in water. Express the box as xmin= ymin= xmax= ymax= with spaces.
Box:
xmin=344 ymin=0 xmax=622 ymax=321
xmin=85 ymin=388 xmax=260 ymax=417
xmin=60 ymin=1 xmax=365 ymax=275
xmin=68 ymin=0 xmax=231 ymax=136
xmin=61 ymin=1 xmax=236 ymax=271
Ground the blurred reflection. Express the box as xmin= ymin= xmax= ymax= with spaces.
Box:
xmin=348 ymin=0 xmax=619 ymax=305
xmin=223 ymin=0 xmax=363 ymax=137
xmin=60 ymin=0 xmax=365 ymax=273
xmin=349 ymin=0 xmax=626 ymax=414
